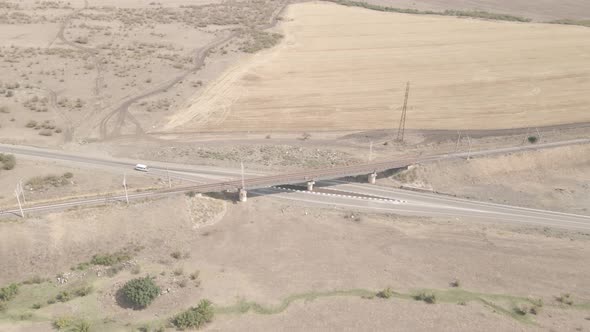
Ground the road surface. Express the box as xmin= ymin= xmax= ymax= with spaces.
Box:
xmin=1 ymin=138 xmax=589 ymax=231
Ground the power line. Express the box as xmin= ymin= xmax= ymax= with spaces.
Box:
xmin=396 ymin=81 xmax=410 ymax=142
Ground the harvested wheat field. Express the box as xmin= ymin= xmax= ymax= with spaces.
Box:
xmin=167 ymin=1 xmax=590 ymax=132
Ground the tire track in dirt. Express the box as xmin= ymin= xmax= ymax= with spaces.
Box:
xmin=98 ymin=0 xmax=290 ymax=141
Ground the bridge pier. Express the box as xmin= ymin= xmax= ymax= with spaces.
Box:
xmin=368 ymin=172 xmax=377 ymax=184
xmin=306 ymin=181 xmax=315 ymax=191
xmin=238 ymin=188 xmax=247 ymax=202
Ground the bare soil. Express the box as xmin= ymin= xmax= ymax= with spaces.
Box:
xmin=386 ymin=144 xmax=590 ymax=214
xmin=0 ymin=196 xmax=589 ymax=331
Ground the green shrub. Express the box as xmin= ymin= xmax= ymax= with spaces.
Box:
xmin=32 ymin=303 xmax=43 ymax=309
xmin=376 ymin=287 xmax=394 ymax=299
xmin=450 ymin=279 xmax=461 ymax=288
xmin=91 ymin=251 xmax=131 ymax=266
xmin=172 ymin=299 xmax=214 ymax=330
xmin=0 ymin=153 xmax=16 ymax=170
xmin=121 ymin=276 xmax=160 ymax=309
xmin=414 ymin=292 xmax=436 ymax=304
xmin=0 ymin=283 xmax=19 ymax=301
xmin=527 ymin=136 xmax=538 ymax=144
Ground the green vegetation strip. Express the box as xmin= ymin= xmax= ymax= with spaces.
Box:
xmin=327 ymin=0 xmax=532 ymax=22
xmin=213 ymin=287 xmax=589 ymax=325
xmin=549 ymin=19 xmax=590 ymax=27
xmin=216 ymin=289 xmax=375 ymax=315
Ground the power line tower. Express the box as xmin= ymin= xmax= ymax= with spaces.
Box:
xmin=396 ymin=81 xmax=410 ymax=142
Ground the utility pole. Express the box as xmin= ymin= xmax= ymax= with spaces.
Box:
xmin=14 ymin=188 xmax=24 ymax=218
xmin=240 ymin=161 xmax=245 ymax=189
xmin=166 ymin=167 xmax=171 ymax=189
xmin=396 ymin=81 xmax=410 ymax=142
xmin=369 ymin=141 xmax=373 ymax=162
xmin=123 ymin=173 xmax=129 ymax=205
xmin=536 ymin=128 xmax=542 ymax=142
xmin=466 ymin=135 xmax=472 ymax=160
xmin=18 ymin=179 xmax=26 ymax=204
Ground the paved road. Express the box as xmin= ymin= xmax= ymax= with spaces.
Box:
xmin=258 ymin=184 xmax=590 ymax=232
xmin=3 ymin=180 xmax=589 ymax=232
xmin=1 ymin=138 xmax=589 ymax=231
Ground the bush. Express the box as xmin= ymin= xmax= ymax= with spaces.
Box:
xmin=73 ymin=320 xmax=91 ymax=332
xmin=173 ymin=268 xmax=184 ymax=276
xmin=131 ymin=265 xmax=141 ymax=275
xmin=32 ymin=303 xmax=43 ymax=309
xmin=414 ymin=292 xmax=436 ymax=304
xmin=527 ymin=136 xmax=538 ymax=144
xmin=74 ymin=286 xmax=93 ymax=297
xmin=56 ymin=291 xmax=72 ymax=302
xmin=376 ymin=287 xmax=394 ymax=299
xmin=91 ymin=251 xmax=131 ymax=266
xmin=171 ymin=251 xmax=182 ymax=259
xmin=556 ymin=293 xmax=573 ymax=305
xmin=0 ymin=283 xmax=19 ymax=301
xmin=189 ymin=271 xmax=200 ymax=281
xmin=63 ymin=172 xmax=74 ymax=179
xmin=0 ymin=153 xmax=16 ymax=170
xmin=53 ymin=316 xmax=73 ymax=330
xmin=25 ymin=120 xmax=37 ymax=128
xmin=39 ymin=129 xmax=53 ymax=136
xmin=22 ymin=276 xmax=47 ymax=285
xmin=121 ymin=276 xmax=160 ymax=309
xmin=172 ymin=299 xmax=214 ymax=330
xmin=514 ymin=304 xmax=529 ymax=316
xmin=450 ymin=279 xmax=461 ymax=288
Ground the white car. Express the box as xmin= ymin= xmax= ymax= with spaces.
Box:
xmin=134 ymin=164 xmax=148 ymax=172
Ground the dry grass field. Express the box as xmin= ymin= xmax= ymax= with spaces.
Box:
xmin=167 ymin=1 xmax=590 ymax=132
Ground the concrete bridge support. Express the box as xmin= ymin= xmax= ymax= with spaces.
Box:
xmin=368 ymin=172 xmax=377 ymax=184
xmin=238 ymin=188 xmax=247 ymax=202
xmin=307 ymin=181 xmax=315 ymax=191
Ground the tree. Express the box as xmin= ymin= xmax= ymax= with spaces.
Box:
xmin=121 ymin=276 xmax=160 ymax=309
